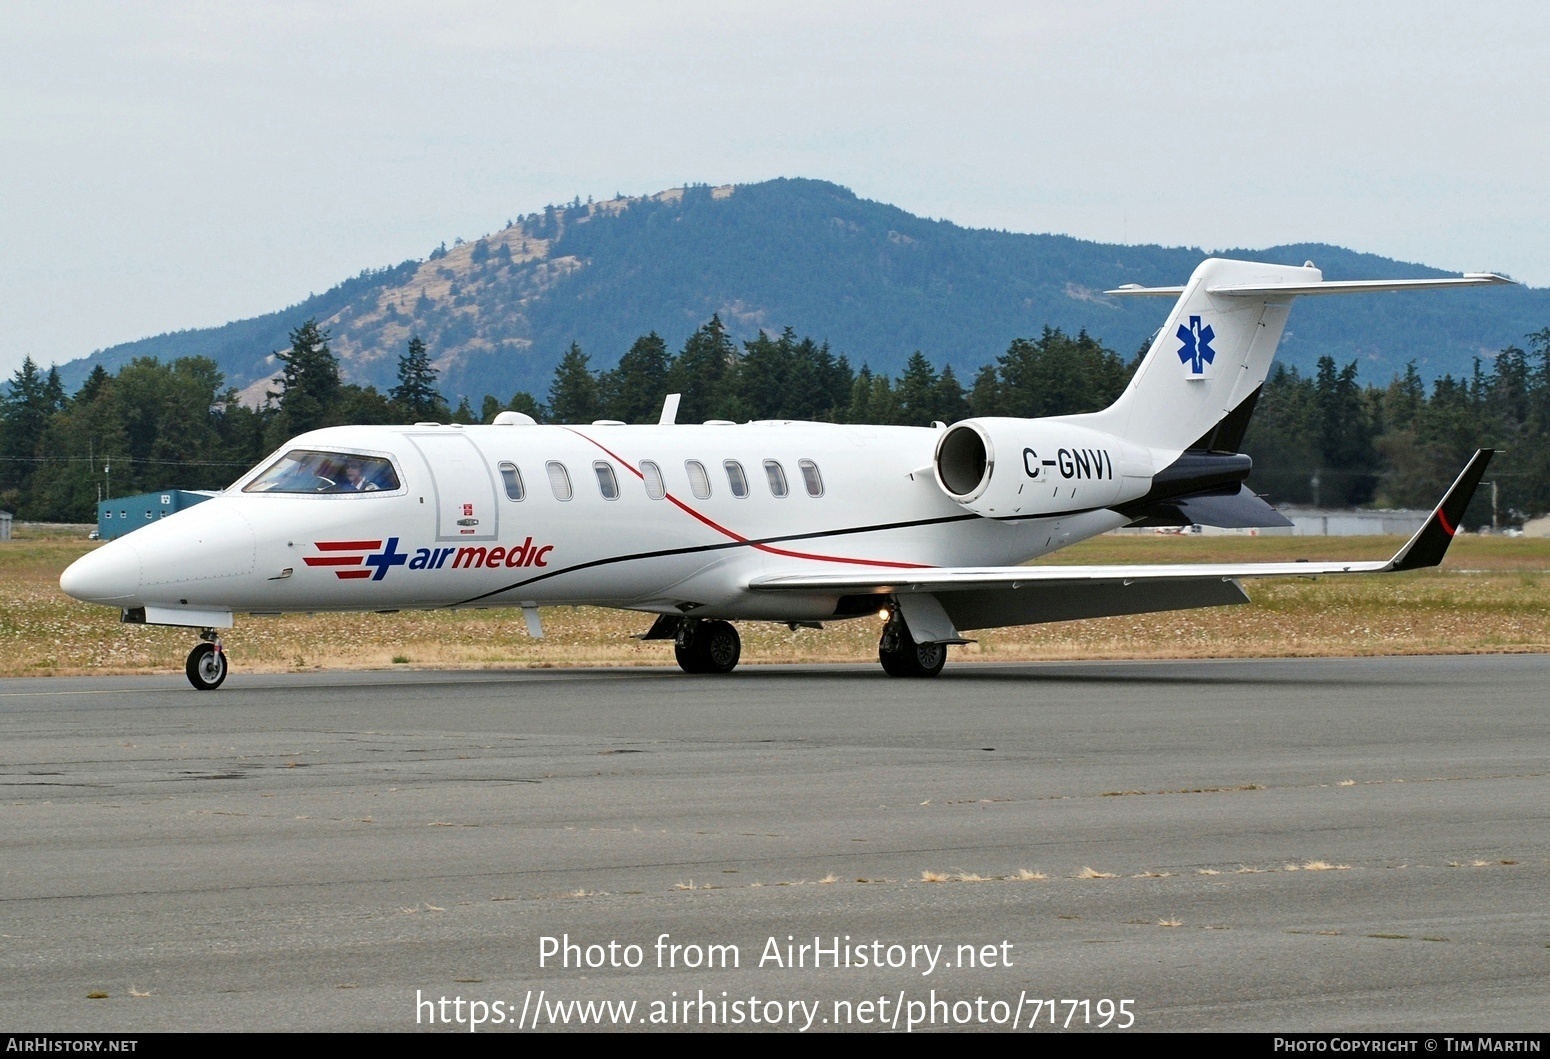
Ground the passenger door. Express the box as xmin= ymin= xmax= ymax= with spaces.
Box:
xmin=407 ymin=433 xmax=499 ymax=542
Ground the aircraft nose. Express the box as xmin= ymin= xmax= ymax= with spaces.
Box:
xmin=60 ymin=539 xmax=142 ymax=603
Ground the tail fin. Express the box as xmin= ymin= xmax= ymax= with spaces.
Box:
xmin=1086 ymin=258 xmax=1319 ymax=455
xmin=1086 ymin=258 xmax=1511 ymax=457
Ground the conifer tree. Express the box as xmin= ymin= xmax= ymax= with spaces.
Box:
xmin=669 ymin=316 xmax=737 ymax=422
xmin=547 ymin=343 xmax=600 ymax=423
xmin=391 ymin=335 xmax=446 ymax=420
xmin=269 ymin=319 xmax=341 ymax=442
xmin=604 ymin=332 xmax=670 ymax=423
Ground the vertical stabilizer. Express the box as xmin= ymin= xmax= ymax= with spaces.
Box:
xmin=1087 ymin=258 xmax=1321 ymax=456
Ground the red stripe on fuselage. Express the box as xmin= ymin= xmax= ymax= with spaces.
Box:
xmin=564 ymin=428 xmax=932 ymax=570
xmin=304 ymin=556 xmax=365 ymax=566
xmin=315 ymin=540 xmax=382 ymax=550
xmin=335 ymin=569 xmax=373 ymax=579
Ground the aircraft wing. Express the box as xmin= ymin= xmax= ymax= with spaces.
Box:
xmin=748 ymin=450 xmax=1492 ymax=634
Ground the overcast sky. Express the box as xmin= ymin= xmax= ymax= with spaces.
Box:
xmin=3 ymin=1 xmax=1547 ymax=378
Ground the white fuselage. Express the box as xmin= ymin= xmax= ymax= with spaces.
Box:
xmin=60 ymin=420 xmax=1138 ymax=626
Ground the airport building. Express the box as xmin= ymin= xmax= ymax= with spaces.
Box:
xmin=96 ymin=490 xmax=215 ymax=541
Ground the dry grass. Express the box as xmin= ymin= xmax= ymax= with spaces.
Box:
xmin=1157 ymin=918 xmax=1183 ymax=928
xmin=1076 ymin=867 xmax=1118 ymax=879
xmin=9 ymin=530 xmax=1550 ymax=677
xmin=1014 ymin=868 xmax=1048 ymax=881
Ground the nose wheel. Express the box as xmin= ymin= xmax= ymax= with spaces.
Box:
xmin=674 ymin=619 xmax=741 ymax=674
xmin=186 ymin=633 xmax=228 ymax=691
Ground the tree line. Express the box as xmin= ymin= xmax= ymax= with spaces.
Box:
xmin=3 ymin=317 xmax=1547 ymax=525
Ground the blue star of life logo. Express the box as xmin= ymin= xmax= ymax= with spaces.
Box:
xmin=364 ymin=537 xmax=409 ymax=580
xmin=1176 ymin=315 xmax=1216 ymax=376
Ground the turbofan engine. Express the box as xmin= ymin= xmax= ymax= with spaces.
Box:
xmin=933 ymin=418 xmax=1154 ymax=517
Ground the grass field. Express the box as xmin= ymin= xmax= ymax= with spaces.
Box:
xmin=3 ymin=528 xmax=1547 ymax=677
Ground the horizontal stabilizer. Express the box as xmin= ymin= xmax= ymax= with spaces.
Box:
xmin=1130 ymin=484 xmax=1294 ymax=530
xmin=1109 ymin=274 xmax=1511 ymax=297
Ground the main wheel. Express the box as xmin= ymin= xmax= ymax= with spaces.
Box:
xmin=879 ymin=630 xmax=947 ymax=678
xmin=674 ymin=620 xmax=741 ymax=674
xmin=674 ymin=639 xmax=706 ymax=674
xmin=699 ymin=620 xmax=741 ymax=674
xmin=186 ymin=642 xmax=228 ymax=691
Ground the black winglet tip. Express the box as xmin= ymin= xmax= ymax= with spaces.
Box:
xmin=1391 ymin=449 xmax=1494 ymax=571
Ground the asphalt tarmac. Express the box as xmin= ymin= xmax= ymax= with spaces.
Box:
xmin=1 ymin=655 xmax=1546 ymax=1033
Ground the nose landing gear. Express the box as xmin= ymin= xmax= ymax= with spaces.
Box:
xmin=674 ymin=619 xmax=742 ymax=674
xmin=185 ymin=630 xmax=228 ymax=691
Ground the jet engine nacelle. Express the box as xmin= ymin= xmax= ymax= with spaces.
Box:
xmin=933 ymin=417 xmax=1154 ymax=517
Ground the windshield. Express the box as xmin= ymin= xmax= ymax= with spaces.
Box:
xmin=243 ymin=450 xmax=401 ymax=494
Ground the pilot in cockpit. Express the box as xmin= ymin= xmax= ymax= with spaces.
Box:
xmin=339 ymin=458 xmax=380 ymax=491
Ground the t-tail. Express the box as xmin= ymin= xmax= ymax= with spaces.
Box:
xmin=1086 ymin=257 xmax=1512 ymax=458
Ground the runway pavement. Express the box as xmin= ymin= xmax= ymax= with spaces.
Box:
xmin=1 ymin=655 xmax=1547 ymax=1032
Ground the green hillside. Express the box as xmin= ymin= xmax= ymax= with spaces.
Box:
xmin=58 ymin=179 xmax=1547 ymax=402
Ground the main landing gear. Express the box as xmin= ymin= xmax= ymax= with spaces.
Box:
xmin=185 ymin=630 xmax=228 ymax=691
xmin=878 ymin=611 xmax=947 ymax=678
xmin=674 ymin=619 xmax=742 ymax=674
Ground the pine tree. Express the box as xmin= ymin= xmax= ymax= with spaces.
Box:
xmin=895 ymin=352 xmax=938 ymax=425
xmin=547 ymin=343 xmax=600 ymax=423
xmin=390 ymin=335 xmax=445 ymax=420
xmin=0 ymin=357 xmax=53 ymax=503
xmin=76 ymin=365 xmax=110 ymax=404
xmin=269 ymin=319 xmax=341 ymax=442
xmin=669 ymin=316 xmax=738 ymax=423
xmin=932 ymin=364 xmax=969 ymax=424
xmin=604 ymin=332 xmax=670 ymax=423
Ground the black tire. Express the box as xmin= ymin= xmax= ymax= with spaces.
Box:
xmin=674 ymin=639 xmax=706 ymax=674
xmin=879 ymin=630 xmax=947 ymax=678
xmin=700 ymin=620 xmax=741 ymax=674
xmin=908 ymin=640 xmax=947 ymax=677
xmin=186 ymin=642 xmax=228 ymax=691
xmin=675 ymin=621 xmax=741 ymax=674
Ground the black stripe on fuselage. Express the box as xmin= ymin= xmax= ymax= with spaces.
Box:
xmin=446 ymin=512 xmax=979 ymax=607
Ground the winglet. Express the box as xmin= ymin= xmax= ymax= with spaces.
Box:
xmin=1388 ymin=449 xmax=1494 ymax=571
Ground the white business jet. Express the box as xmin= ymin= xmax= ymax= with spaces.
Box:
xmin=60 ymin=258 xmax=1508 ymax=689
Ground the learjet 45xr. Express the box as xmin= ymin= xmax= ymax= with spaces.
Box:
xmin=60 ymin=258 xmax=1508 ymax=688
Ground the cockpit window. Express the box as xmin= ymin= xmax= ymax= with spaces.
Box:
xmin=243 ymin=450 xmax=400 ymax=494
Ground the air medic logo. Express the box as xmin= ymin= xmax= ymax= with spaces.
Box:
xmin=1176 ymin=314 xmax=1216 ymax=378
xmin=307 ymin=536 xmax=550 ymax=582
xmin=304 ymin=539 xmax=407 ymax=580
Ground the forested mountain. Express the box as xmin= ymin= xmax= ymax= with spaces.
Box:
xmin=56 ymin=179 xmax=1550 ymax=402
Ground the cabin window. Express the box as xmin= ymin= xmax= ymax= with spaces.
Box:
xmin=686 ymin=460 xmax=711 ymax=499
xmin=498 ymin=462 xmax=525 ymax=501
xmin=763 ymin=460 xmax=788 ymax=498
xmin=546 ymin=461 xmax=573 ymax=501
xmin=640 ymin=460 xmax=666 ymax=500
xmin=799 ymin=459 xmax=824 ymax=497
xmin=594 ymin=461 xmax=620 ymax=500
xmin=244 ymin=449 xmax=401 ymax=493
xmin=724 ymin=460 xmax=749 ymax=498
